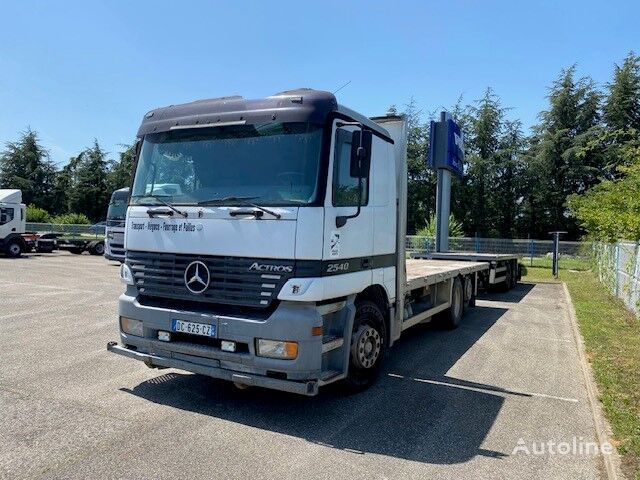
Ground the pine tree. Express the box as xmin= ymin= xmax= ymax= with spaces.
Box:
xmin=604 ymin=51 xmax=640 ymax=132
xmin=0 ymin=129 xmax=57 ymax=209
xmin=461 ymin=88 xmax=505 ymax=237
xmin=403 ymin=99 xmax=435 ymax=234
xmin=528 ymin=66 xmax=602 ymax=237
xmin=67 ymin=141 xmax=112 ymax=221
xmin=108 ymin=144 xmax=135 ymax=191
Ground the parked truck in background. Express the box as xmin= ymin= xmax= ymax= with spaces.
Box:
xmin=105 ymin=187 xmax=129 ymax=262
xmin=0 ymin=189 xmax=27 ymax=257
xmin=108 ymin=89 xmax=502 ymax=395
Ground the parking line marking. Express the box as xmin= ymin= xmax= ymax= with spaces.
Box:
xmin=387 ymin=374 xmax=579 ymax=403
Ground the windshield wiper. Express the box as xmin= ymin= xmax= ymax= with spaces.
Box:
xmin=135 ymin=194 xmax=188 ymax=218
xmin=197 ymin=196 xmax=282 ymax=219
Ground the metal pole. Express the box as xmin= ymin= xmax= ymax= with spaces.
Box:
xmin=435 ymin=111 xmax=452 ymax=253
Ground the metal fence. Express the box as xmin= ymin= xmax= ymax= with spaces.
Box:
xmin=592 ymin=241 xmax=640 ymax=318
xmin=25 ymin=222 xmax=105 ymax=239
xmin=406 ymin=236 xmax=589 ymax=258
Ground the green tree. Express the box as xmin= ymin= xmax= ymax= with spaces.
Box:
xmin=459 ymin=88 xmax=505 ymax=237
xmin=0 ymin=129 xmax=57 ymax=209
xmin=568 ymin=155 xmax=640 ymax=241
xmin=67 ymin=141 xmax=111 ymax=221
xmin=526 ymin=66 xmax=603 ymax=238
xmin=26 ymin=205 xmax=51 ymax=223
xmin=416 ymin=213 xmax=464 ymax=237
xmin=604 ymin=51 xmax=640 ymax=132
xmin=403 ymin=99 xmax=436 ymax=234
xmin=108 ymin=144 xmax=135 ymax=191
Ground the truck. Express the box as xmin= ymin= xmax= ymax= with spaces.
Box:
xmin=105 ymin=187 xmax=129 ymax=261
xmin=107 ymin=88 xmax=491 ymax=396
xmin=0 ymin=189 xmax=27 ymax=257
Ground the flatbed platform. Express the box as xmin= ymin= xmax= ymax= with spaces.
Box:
xmin=405 ymin=258 xmax=488 ymax=290
xmin=412 ymin=252 xmax=519 ymax=262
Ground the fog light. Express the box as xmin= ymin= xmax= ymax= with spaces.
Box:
xmin=256 ymin=339 xmax=298 ymax=359
xmin=120 ymin=316 xmax=143 ymax=337
xmin=158 ymin=331 xmax=171 ymax=342
xmin=221 ymin=340 xmax=236 ymax=352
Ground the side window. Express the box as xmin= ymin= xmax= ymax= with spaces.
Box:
xmin=0 ymin=207 xmax=15 ymax=226
xmin=332 ymin=128 xmax=369 ymax=207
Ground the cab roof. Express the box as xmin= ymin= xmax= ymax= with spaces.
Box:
xmin=0 ymin=189 xmax=22 ymax=204
xmin=137 ymin=88 xmax=392 ymax=141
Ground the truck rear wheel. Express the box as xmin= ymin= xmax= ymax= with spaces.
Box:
xmin=442 ymin=277 xmax=464 ymax=329
xmin=6 ymin=240 xmax=23 ymax=258
xmin=501 ymin=263 xmax=513 ymax=292
xmin=343 ymin=300 xmax=386 ymax=393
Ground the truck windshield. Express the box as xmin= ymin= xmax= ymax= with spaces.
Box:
xmin=107 ymin=195 xmax=128 ymax=220
xmin=131 ymin=122 xmax=323 ymax=206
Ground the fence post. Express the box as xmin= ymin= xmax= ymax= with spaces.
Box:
xmin=529 ymin=238 xmax=534 ymax=267
xmin=615 ymin=242 xmax=621 ymax=297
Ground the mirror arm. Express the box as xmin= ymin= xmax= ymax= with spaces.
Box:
xmin=335 ymin=176 xmax=363 ymax=228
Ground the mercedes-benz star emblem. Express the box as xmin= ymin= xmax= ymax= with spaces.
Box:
xmin=184 ymin=261 xmax=210 ymax=295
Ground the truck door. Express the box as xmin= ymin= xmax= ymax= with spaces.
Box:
xmin=323 ymin=123 xmax=374 ymax=273
xmin=0 ymin=206 xmax=16 ymax=236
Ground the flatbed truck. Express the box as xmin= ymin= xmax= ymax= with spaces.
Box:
xmin=107 ymin=89 xmax=495 ymax=395
xmin=412 ymin=252 xmax=521 ymax=291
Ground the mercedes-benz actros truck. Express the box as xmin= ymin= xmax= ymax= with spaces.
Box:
xmin=105 ymin=187 xmax=129 ymax=262
xmin=108 ymin=89 xmax=492 ymax=395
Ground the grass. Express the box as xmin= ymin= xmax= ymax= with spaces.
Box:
xmin=523 ymin=264 xmax=640 ymax=479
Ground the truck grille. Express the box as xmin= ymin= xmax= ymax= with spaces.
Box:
xmin=127 ymin=251 xmax=294 ymax=309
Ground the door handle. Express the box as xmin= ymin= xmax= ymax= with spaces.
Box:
xmin=361 ymin=258 xmax=371 ymax=269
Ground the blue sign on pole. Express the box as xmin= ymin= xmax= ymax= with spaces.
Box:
xmin=427 ymin=116 xmax=465 ymax=178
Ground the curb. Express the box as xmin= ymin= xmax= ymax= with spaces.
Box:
xmin=562 ymin=282 xmax=623 ymax=480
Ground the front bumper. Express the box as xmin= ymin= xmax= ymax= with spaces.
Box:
xmin=109 ymin=288 xmax=354 ymax=395
xmin=107 ymin=341 xmax=319 ymax=395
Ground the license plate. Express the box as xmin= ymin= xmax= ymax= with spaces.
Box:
xmin=171 ymin=319 xmax=216 ymax=337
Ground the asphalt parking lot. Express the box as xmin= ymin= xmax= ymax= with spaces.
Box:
xmin=0 ymin=252 xmax=606 ymax=479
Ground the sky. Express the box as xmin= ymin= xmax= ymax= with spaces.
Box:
xmin=0 ymin=0 xmax=638 ymax=166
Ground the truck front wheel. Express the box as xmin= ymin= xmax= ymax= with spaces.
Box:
xmin=6 ymin=240 xmax=23 ymax=258
xmin=343 ymin=301 xmax=387 ymax=393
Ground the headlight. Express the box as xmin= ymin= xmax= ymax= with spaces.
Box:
xmin=120 ymin=263 xmax=134 ymax=285
xmin=256 ymin=339 xmax=298 ymax=359
xmin=120 ymin=316 xmax=143 ymax=336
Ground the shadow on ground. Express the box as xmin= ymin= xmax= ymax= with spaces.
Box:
xmin=478 ymin=282 xmax=535 ymax=303
xmin=122 ymin=305 xmax=512 ymax=465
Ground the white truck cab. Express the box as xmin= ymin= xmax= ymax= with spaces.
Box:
xmin=105 ymin=187 xmax=130 ymax=262
xmin=0 ymin=189 xmax=27 ymax=258
xmin=108 ymin=89 xmax=488 ymax=395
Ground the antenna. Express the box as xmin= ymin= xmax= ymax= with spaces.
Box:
xmin=333 ymin=80 xmax=351 ymax=95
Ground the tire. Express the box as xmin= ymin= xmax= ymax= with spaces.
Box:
xmin=442 ymin=277 xmax=464 ymax=329
xmin=91 ymin=242 xmax=105 ymax=256
xmin=463 ymin=275 xmax=474 ymax=311
xmin=5 ymin=241 xmax=22 ymax=258
xmin=501 ymin=263 xmax=513 ymax=292
xmin=343 ymin=300 xmax=387 ymax=393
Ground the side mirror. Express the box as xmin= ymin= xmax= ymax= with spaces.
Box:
xmin=349 ymin=130 xmax=372 ymax=178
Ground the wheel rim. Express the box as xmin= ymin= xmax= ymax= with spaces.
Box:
xmin=95 ymin=244 xmax=104 ymax=254
xmin=352 ymin=325 xmax=382 ymax=369
xmin=9 ymin=244 xmax=20 ymax=255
